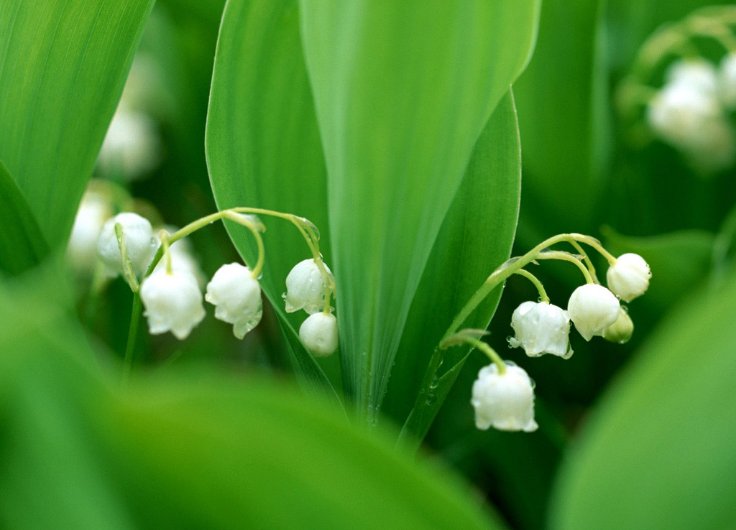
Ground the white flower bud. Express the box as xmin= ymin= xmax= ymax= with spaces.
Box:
xmin=97 ymin=109 xmax=160 ymax=180
xmin=666 ymin=59 xmax=718 ymax=95
xmin=568 ymin=284 xmax=620 ymax=341
xmin=471 ymin=363 xmax=538 ymax=433
xmin=603 ymin=307 xmax=634 ymax=344
xmin=719 ymin=53 xmax=736 ymax=108
xmin=509 ymin=301 xmax=572 ymax=359
xmin=67 ymin=190 xmax=112 ymax=273
xmin=97 ymin=213 xmax=156 ymax=278
xmin=140 ymin=270 xmax=205 ymax=340
xmin=299 ymin=312 xmax=338 ymax=357
xmin=205 ymin=263 xmax=263 ymax=339
xmin=606 ymin=253 xmax=651 ymax=302
xmin=284 ymin=259 xmax=333 ymax=314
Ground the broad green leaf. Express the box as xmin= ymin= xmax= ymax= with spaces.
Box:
xmin=206 ymin=0 xmax=339 ymax=399
xmin=549 ymin=273 xmax=736 ymax=530
xmin=0 ymin=270 xmax=507 ymax=530
xmin=300 ymin=0 xmax=540 ymax=420
xmin=603 ymin=226 xmax=714 ymax=315
xmin=382 ymin=92 xmax=521 ymax=441
xmin=0 ymin=0 xmax=155 ymax=247
xmin=513 ymin=0 xmax=609 ymax=245
xmin=0 ymin=161 xmax=49 ymax=276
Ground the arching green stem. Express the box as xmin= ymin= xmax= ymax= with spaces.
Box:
xmin=513 ymin=269 xmax=549 ymax=303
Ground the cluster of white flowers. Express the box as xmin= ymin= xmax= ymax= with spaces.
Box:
xmin=471 ymin=251 xmax=651 ymax=433
xmin=647 ymin=57 xmax=736 ymax=173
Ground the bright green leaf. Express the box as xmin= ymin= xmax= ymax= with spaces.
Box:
xmin=299 ymin=0 xmax=540 ymax=420
xmin=550 ymin=273 xmax=736 ymax=530
xmin=0 ymin=0 xmax=155 ymax=247
xmin=0 ymin=161 xmax=49 ymax=276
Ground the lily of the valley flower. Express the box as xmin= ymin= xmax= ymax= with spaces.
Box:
xmin=509 ymin=301 xmax=572 ymax=358
xmin=140 ymin=270 xmax=205 ymax=340
xmin=471 ymin=363 xmax=538 ymax=433
xmin=607 ymin=253 xmax=651 ymax=301
xmin=284 ymin=258 xmax=333 ymax=314
xmin=67 ymin=189 xmax=112 ymax=273
xmin=568 ymin=284 xmax=620 ymax=341
xmin=205 ymin=263 xmax=263 ymax=339
xmin=299 ymin=312 xmax=338 ymax=357
xmin=603 ymin=307 xmax=635 ymax=344
xmin=97 ymin=213 xmax=156 ymax=278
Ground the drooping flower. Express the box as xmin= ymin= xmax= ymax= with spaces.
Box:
xmin=284 ymin=258 xmax=333 ymax=314
xmin=153 ymin=228 xmax=205 ymax=287
xmin=97 ymin=213 xmax=156 ymax=278
xmin=567 ymin=284 xmax=620 ymax=341
xmin=140 ymin=270 xmax=206 ymax=340
xmin=666 ymin=59 xmax=718 ymax=95
xmin=509 ymin=301 xmax=572 ymax=358
xmin=67 ymin=189 xmax=112 ymax=273
xmin=606 ymin=253 xmax=651 ymax=302
xmin=603 ymin=307 xmax=635 ymax=344
xmin=205 ymin=263 xmax=263 ymax=339
xmin=471 ymin=363 xmax=538 ymax=433
xmin=299 ymin=312 xmax=338 ymax=357
xmin=97 ymin=110 xmax=161 ymax=180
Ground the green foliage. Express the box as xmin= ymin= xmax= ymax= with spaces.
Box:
xmin=0 ymin=162 xmax=48 ymax=276
xmin=550 ymin=272 xmax=736 ymax=530
xmin=0 ymin=0 xmax=155 ymax=247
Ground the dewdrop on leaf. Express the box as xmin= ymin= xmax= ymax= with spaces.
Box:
xmin=299 ymin=312 xmax=338 ymax=357
xmin=97 ymin=213 xmax=156 ymax=278
xmin=284 ymin=258 xmax=334 ymax=314
xmin=509 ymin=301 xmax=572 ymax=359
xmin=606 ymin=253 xmax=651 ymax=302
xmin=140 ymin=270 xmax=205 ymax=340
xmin=471 ymin=363 xmax=538 ymax=433
xmin=205 ymin=263 xmax=263 ymax=339
xmin=568 ymin=284 xmax=620 ymax=341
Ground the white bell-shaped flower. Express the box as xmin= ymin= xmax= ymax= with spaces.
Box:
xmin=568 ymin=284 xmax=620 ymax=341
xmin=97 ymin=109 xmax=161 ymax=181
xmin=509 ymin=301 xmax=572 ymax=358
xmin=205 ymin=263 xmax=263 ymax=339
xmin=140 ymin=270 xmax=205 ymax=340
xmin=603 ymin=307 xmax=635 ymax=344
xmin=666 ymin=59 xmax=718 ymax=95
xmin=471 ymin=363 xmax=538 ymax=433
xmin=299 ymin=312 xmax=338 ymax=357
xmin=284 ymin=258 xmax=334 ymax=314
xmin=719 ymin=54 xmax=736 ymax=108
xmin=153 ymin=229 xmax=205 ymax=288
xmin=67 ymin=189 xmax=112 ymax=273
xmin=606 ymin=253 xmax=651 ymax=302
xmin=97 ymin=213 xmax=156 ymax=278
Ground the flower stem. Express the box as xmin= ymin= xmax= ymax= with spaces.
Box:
xmin=463 ymin=337 xmax=506 ymax=373
xmin=121 ymin=291 xmax=142 ymax=386
xmin=513 ymin=269 xmax=550 ymax=303
xmin=536 ymin=251 xmax=594 ymax=284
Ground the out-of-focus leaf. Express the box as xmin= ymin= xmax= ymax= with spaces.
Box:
xmin=300 ymin=0 xmax=540 ymax=421
xmin=0 ymin=270 xmax=508 ymax=530
xmin=603 ymin=226 xmax=714 ymax=314
xmin=206 ymin=0 xmax=338 ymax=399
xmin=383 ymin=92 xmax=520 ymax=441
xmin=549 ymin=272 xmax=736 ymax=530
xmin=513 ymin=0 xmax=609 ymax=245
xmin=0 ymin=0 xmax=155 ymax=246
xmin=0 ymin=161 xmax=49 ymax=276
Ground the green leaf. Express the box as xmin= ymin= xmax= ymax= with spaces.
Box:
xmin=0 ymin=0 xmax=155 ymax=247
xmin=206 ymin=0 xmax=339 ymax=399
xmin=513 ymin=0 xmax=609 ymax=244
xmin=0 ymin=161 xmax=49 ymax=276
xmin=382 ymin=92 xmax=521 ymax=441
xmin=549 ymin=272 xmax=736 ymax=530
xmin=0 ymin=269 xmax=508 ymax=530
xmin=299 ymin=0 xmax=540 ymax=420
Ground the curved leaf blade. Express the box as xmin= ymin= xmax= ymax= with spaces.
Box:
xmin=0 ymin=0 xmax=155 ymax=246
xmin=300 ymin=0 xmax=540 ymax=420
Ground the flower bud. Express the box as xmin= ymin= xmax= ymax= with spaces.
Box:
xmin=471 ymin=363 xmax=538 ymax=433
xmin=284 ymin=259 xmax=333 ymax=314
xmin=299 ymin=312 xmax=338 ymax=357
xmin=568 ymin=284 xmax=620 ymax=341
xmin=719 ymin=53 xmax=736 ymax=108
xmin=205 ymin=263 xmax=263 ymax=339
xmin=666 ymin=59 xmax=718 ymax=95
xmin=140 ymin=270 xmax=205 ymax=340
xmin=606 ymin=253 xmax=651 ymax=302
xmin=509 ymin=301 xmax=572 ymax=359
xmin=67 ymin=189 xmax=112 ymax=273
xmin=97 ymin=213 xmax=156 ymax=278
xmin=603 ymin=307 xmax=634 ymax=344
xmin=97 ymin=109 xmax=160 ymax=180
